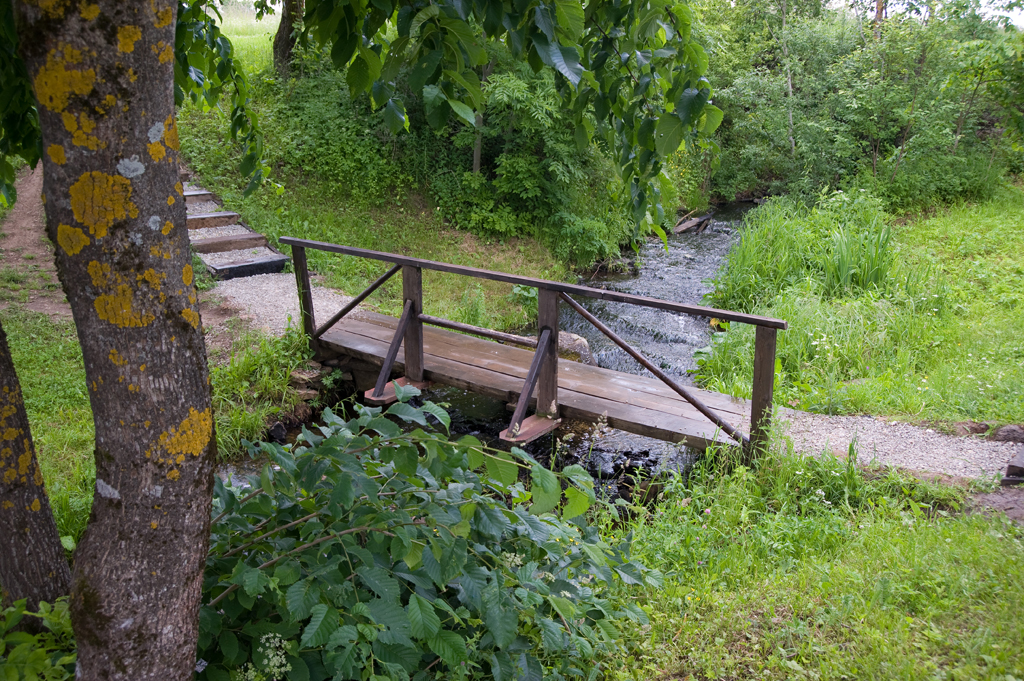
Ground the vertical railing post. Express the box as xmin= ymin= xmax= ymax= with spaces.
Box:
xmin=292 ymin=245 xmax=318 ymax=356
xmin=403 ymin=265 xmax=424 ymax=383
xmin=536 ymin=287 xmax=559 ymax=418
xmin=749 ymin=325 xmax=777 ymax=462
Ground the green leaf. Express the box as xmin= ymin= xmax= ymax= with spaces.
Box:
xmin=554 ymin=0 xmax=585 ymax=40
xmin=404 ymin=541 xmax=425 ymax=569
xmin=384 ymin=99 xmax=409 ymax=135
xmin=529 ymin=464 xmax=559 ymax=514
xmin=409 ymin=49 xmax=444 ymax=94
xmin=346 ymin=55 xmax=372 ymax=95
xmin=562 ymin=486 xmax=591 ymax=519
xmin=357 ymin=566 xmax=401 ymax=602
xmin=655 ymin=113 xmax=684 ymax=157
xmin=419 ymin=401 xmax=451 ymax=431
xmin=239 ymin=567 xmax=269 ymax=596
xmin=700 ymin=104 xmax=724 ymax=135
xmin=448 ymin=99 xmax=477 ymax=128
xmin=285 ymin=656 xmax=310 ymax=681
xmin=483 ymin=584 xmax=517 ymax=648
xmin=407 ymin=594 xmax=441 ymax=639
xmin=547 ymin=595 xmax=576 ymax=621
xmin=427 ymin=629 xmax=468 ymax=665
xmin=485 ymin=452 xmax=519 ymax=487
xmin=443 ymin=69 xmax=484 ymax=109
xmin=218 ymin=630 xmax=241 ymax=664
xmin=536 ymin=617 xmax=564 ymax=652
xmin=286 ymin=580 xmax=321 ymax=619
xmin=274 ymin=561 xmax=302 ymax=586
xmin=548 ymin=43 xmax=583 ymax=86
xmin=387 ymin=402 xmax=428 ymax=425
xmin=301 ymin=604 xmax=339 ymax=648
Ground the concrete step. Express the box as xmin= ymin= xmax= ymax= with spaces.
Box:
xmin=184 ymin=189 xmax=216 ymax=205
xmin=187 ymin=212 xmax=241 ymax=230
xmin=198 ymin=246 xmax=289 ymax=280
xmin=191 ymin=232 xmax=268 ymax=254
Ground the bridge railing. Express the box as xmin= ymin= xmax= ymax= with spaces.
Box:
xmin=279 ymin=236 xmax=787 ymax=458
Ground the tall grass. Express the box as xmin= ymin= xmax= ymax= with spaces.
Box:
xmin=699 ymin=186 xmax=1024 ymax=423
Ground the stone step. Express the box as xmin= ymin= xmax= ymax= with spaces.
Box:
xmin=187 ymin=211 xmax=241 ymax=229
xmin=191 ymin=232 xmax=268 ymax=254
xmin=198 ymin=246 xmax=289 ymax=280
xmin=184 ymin=189 xmax=216 ymax=205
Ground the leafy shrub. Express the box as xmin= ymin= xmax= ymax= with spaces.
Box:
xmin=0 ymin=599 xmax=76 ymax=681
xmin=198 ymin=390 xmax=657 ymax=680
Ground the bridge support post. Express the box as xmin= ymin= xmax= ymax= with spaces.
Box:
xmin=291 ymin=245 xmax=320 ymax=357
xmin=403 ymin=266 xmax=424 ymax=383
xmin=537 ymin=288 xmax=559 ymax=418
xmin=749 ymin=325 xmax=777 ymax=463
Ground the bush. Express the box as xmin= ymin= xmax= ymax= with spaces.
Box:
xmin=0 ymin=599 xmax=76 ymax=681
xmin=198 ymin=390 xmax=657 ymax=680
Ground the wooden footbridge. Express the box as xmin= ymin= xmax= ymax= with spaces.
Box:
xmin=281 ymin=237 xmax=787 ymax=456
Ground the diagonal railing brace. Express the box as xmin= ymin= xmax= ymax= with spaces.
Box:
xmin=371 ymin=299 xmax=415 ymax=399
xmin=314 ymin=264 xmax=401 ymax=339
xmin=559 ymin=293 xmax=751 ymax=448
xmin=506 ymin=327 xmax=552 ymax=438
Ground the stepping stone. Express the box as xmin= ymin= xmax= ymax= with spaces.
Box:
xmin=187 ymin=211 xmax=242 ymax=229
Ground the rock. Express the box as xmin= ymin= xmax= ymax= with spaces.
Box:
xmin=993 ymin=425 xmax=1024 ymax=444
xmin=296 ymin=388 xmax=319 ymax=401
xmin=322 ymin=357 xmax=350 ymax=368
xmin=289 ymin=369 xmax=321 ymax=389
xmin=268 ymin=421 xmax=288 ymax=444
xmin=307 ymin=361 xmax=322 ymax=370
xmin=558 ymin=332 xmax=597 ymax=366
xmin=1006 ymin=448 xmax=1024 ymax=478
xmin=292 ymin=401 xmax=312 ymax=423
xmin=954 ymin=421 xmax=988 ymax=436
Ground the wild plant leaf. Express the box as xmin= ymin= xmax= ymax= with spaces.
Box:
xmin=357 ymin=566 xmax=401 ymax=602
xmin=562 ymin=486 xmax=592 ymax=519
xmin=419 ymin=401 xmax=451 ymax=431
xmin=485 ymin=452 xmax=519 ymax=487
xmin=407 ymin=594 xmax=441 ymax=639
xmin=655 ymin=112 xmax=684 ymax=157
xmin=427 ymin=629 xmax=468 ymax=665
xmin=218 ymin=630 xmax=240 ymax=664
xmin=536 ymin=617 xmax=564 ymax=652
xmin=482 ymin=583 xmax=517 ymax=648
xmin=286 ymin=580 xmax=320 ymax=619
xmin=301 ymin=604 xmax=339 ymax=648
xmin=387 ymin=402 xmax=427 ymax=425
xmin=529 ymin=464 xmax=560 ymax=514
xmin=273 ymin=561 xmax=302 ymax=586
xmin=369 ymin=598 xmax=413 ymax=646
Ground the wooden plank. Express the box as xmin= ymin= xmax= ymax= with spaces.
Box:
xmin=318 ymin=319 xmax=741 ymax=448
xmin=537 ymin=289 xmax=559 ymax=418
xmin=187 ymin=212 xmax=241 ymax=229
xmin=277 ymin=236 xmax=787 ymax=330
xmin=321 ymin=324 xmax=728 ymax=448
xmin=190 ymin=233 xmax=267 ymax=254
xmin=403 ymin=266 xmax=424 ymax=383
xmin=332 ymin=314 xmax=752 ymax=422
xmin=749 ymin=326 xmax=777 ymax=459
xmin=184 ymin=190 xmax=216 ymax=205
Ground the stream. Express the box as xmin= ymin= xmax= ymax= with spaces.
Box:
xmin=423 ymin=203 xmax=754 ymax=497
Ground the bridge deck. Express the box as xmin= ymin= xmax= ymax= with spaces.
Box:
xmin=320 ymin=312 xmax=752 ymax=450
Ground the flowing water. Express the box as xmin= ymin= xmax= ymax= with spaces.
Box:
xmin=422 ymin=203 xmax=754 ymax=495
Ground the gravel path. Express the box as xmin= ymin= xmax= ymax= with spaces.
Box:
xmin=780 ymin=410 xmax=1019 ymax=479
xmin=210 ymin=273 xmax=356 ymax=336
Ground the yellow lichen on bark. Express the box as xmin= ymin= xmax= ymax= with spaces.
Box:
xmin=57 ymin=223 xmax=90 ymax=255
xmin=33 ymin=0 xmax=69 ymax=20
xmin=154 ymin=6 xmax=173 ymax=27
xmin=174 ymin=181 xmax=184 ymax=196
xmin=29 ymin=498 xmax=41 ymax=512
xmin=139 ymin=268 xmax=164 ymax=290
xmin=151 ymin=41 xmax=174 ymax=64
xmin=147 ymin=141 xmax=166 ymax=162
xmin=33 ymin=44 xmax=96 ymax=113
xmin=181 ymin=308 xmax=200 ymax=328
xmin=166 ymin=195 xmax=175 ymax=206
xmin=88 ymin=260 xmax=157 ymax=328
xmin=182 ymin=264 xmax=193 ymax=287
xmin=161 ymin=221 xmax=173 ymax=235
xmin=117 ymin=25 xmax=143 ymax=53
xmin=145 ymin=408 xmax=213 ymax=477
xmin=79 ymin=1 xmax=100 ymax=20
xmin=163 ymin=115 xmax=180 ymax=151
xmin=48 ymin=144 xmax=66 ymax=164
xmin=108 ymin=348 xmax=127 ymax=366
xmin=70 ymin=172 xmax=137 ymax=238
xmin=62 ymin=111 xmax=105 ymax=150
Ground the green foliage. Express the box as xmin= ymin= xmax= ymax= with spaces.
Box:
xmin=701 ymin=0 xmax=1023 ymax=209
xmin=199 ymin=393 xmax=656 ymax=680
xmin=210 ymin=328 xmax=312 ymax=459
xmin=0 ymin=599 xmax=76 ymax=681
xmin=698 ymin=186 xmax=1024 ymax=423
xmin=0 ymin=2 xmax=38 ymax=208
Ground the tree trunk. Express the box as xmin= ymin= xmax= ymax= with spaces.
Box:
xmin=472 ymin=59 xmax=496 ymax=175
xmin=14 ymin=2 xmax=217 ymax=679
xmin=781 ymin=0 xmax=795 ymax=157
xmin=273 ymin=0 xmax=302 ymax=75
xmin=874 ymin=0 xmax=885 ymax=39
xmin=0 ymin=320 xmax=72 ymax=628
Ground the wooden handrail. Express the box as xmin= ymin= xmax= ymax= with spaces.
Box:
xmin=314 ymin=264 xmax=401 ymax=338
xmin=279 ymin=237 xmax=787 ymax=330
